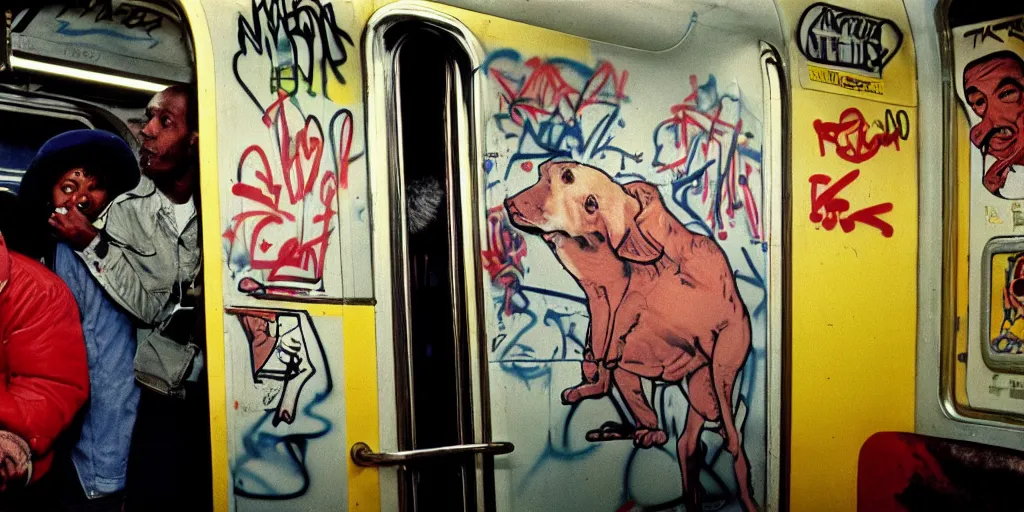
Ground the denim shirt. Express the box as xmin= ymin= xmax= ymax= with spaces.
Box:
xmin=54 ymin=243 xmax=139 ymax=497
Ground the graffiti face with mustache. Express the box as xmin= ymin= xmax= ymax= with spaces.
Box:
xmin=965 ymin=51 xmax=1024 ymax=165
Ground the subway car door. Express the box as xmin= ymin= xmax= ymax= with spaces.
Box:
xmin=361 ymin=1 xmax=787 ymax=510
xmin=195 ymin=0 xmax=379 ymax=510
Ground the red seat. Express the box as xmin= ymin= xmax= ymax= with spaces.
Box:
xmin=858 ymin=431 xmax=1024 ymax=511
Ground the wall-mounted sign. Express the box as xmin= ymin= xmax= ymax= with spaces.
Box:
xmin=984 ymin=238 xmax=1024 ymax=374
xmin=808 ymin=64 xmax=884 ymax=95
xmin=789 ymin=2 xmax=915 ymax=106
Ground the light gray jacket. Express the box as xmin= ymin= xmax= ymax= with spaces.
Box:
xmin=78 ymin=176 xmax=200 ymax=328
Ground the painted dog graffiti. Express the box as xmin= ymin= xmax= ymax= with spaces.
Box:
xmin=504 ymin=159 xmax=756 ymax=511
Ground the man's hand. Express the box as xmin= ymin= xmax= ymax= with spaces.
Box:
xmin=0 ymin=430 xmax=31 ymax=492
xmin=49 ymin=207 xmax=99 ymax=250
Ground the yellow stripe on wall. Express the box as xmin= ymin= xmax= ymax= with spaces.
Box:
xmin=176 ymin=2 xmax=231 ymax=511
xmin=777 ymin=1 xmax=920 ymax=508
xmin=954 ymin=111 xmax=971 ymax=407
xmin=343 ymin=305 xmax=380 ymax=511
xmin=788 ymin=90 xmax=918 ymax=511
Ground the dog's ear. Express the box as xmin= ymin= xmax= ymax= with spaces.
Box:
xmin=606 ymin=190 xmax=663 ymax=263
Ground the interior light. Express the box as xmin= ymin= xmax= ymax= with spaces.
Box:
xmin=10 ymin=56 xmax=168 ymax=93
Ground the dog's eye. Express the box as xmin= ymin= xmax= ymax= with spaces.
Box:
xmin=585 ymin=194 xmax=598 ymax=214
xmin=561 ymin=169 xmax=575 ymax=184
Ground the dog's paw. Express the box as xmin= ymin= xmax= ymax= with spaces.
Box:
xmin=633 ymin=428 xmax=669 ymax=448
xmin=561 ymin=385 xmax=591 ymax=405
xmin=560 ymin=387 xmax=580 ymax=405
xmin=585 ymin=421 xmax=635 ymax=442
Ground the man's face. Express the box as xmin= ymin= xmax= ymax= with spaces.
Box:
xmin=140 ymin=89 xmax=193 ymax=176
xmin=965 ymin=56 xmax=1024 ymax=164
xmin=51 ymin=168 xmax=109 ymax=221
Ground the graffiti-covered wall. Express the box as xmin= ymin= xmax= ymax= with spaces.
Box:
xmin=209 ymin=0 xmax=781 ymax=510
xmin=473 ymin=8 xmax=776 ymax=511
xmin=205 ymin=0 xmax=373 ymax=510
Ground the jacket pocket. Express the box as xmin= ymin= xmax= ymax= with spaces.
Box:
xmin=134 ymin=329 xmax=196 ymax=399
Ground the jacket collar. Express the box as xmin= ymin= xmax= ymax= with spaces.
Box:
xmin=120 ymin=174 xmax=157 ymax=200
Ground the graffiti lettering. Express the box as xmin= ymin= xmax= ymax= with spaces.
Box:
xmin=483 ymin=50 xmax=642 ymax=179
xmin=880 ymin=108 xmax=911 ymax=141
xmin=814 ymin=107 xmax=908 ymax=164
xmin=482 ymin=206 xmax=528 ymax=316
xmin=234 ymin=0 xmax=355 ymax=111
xmin=964 ymin=17 xmax=1024 ymax=48
xmin=223 ymin=90 xmax=353 ymax=294
xmin=50 ymin=0 xmax=172 ymax=48
xmin=809 ymin=169 xmax=894 ymax=237
xmin=797 ymin=3 xmax=904 ymax=77
xmin=653 ymin=75 xmax=763 ymax=242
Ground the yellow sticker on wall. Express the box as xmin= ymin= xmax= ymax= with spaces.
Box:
xmin=808 ymin=65 xmax=884 ymax=95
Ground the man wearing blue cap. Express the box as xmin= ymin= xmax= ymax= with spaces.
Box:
xmin=47 ymin=85 xmax=210 ymax=511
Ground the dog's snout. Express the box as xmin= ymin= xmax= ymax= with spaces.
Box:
xmin=504 ymin=195 xmax=546 ymax=234
xmin=504 ymin=198 xmax=521 ymax=217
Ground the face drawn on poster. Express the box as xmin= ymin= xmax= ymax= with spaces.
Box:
xmin=954 ymin=15 xmax=1024 ymax=199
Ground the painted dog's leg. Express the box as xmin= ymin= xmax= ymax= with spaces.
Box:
xmin=678 ymin=400 xmax=708 ymax=510
xmin=562 ymin=288 xmax=614 ymax=404
xmin=679 ymin=365 xmax=717 ymax=509
xmin=613 ymin=369 xmax=667 ymax=447
xmin=712 ymin=321 xmax=758 ymax=512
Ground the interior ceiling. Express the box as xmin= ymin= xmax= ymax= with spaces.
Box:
xmin=429 ymin=0 xmax=782 ymax=52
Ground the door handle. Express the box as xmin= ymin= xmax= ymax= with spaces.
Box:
xmin=350 ymin=441 xmax=514 ymax=467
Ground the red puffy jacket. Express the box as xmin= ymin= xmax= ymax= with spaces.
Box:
xmin=0 ymin=234 xmax=89 ymax=483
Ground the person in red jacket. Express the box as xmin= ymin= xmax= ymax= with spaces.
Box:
xmin=0 ymin=231 xmax=89 ymax=501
